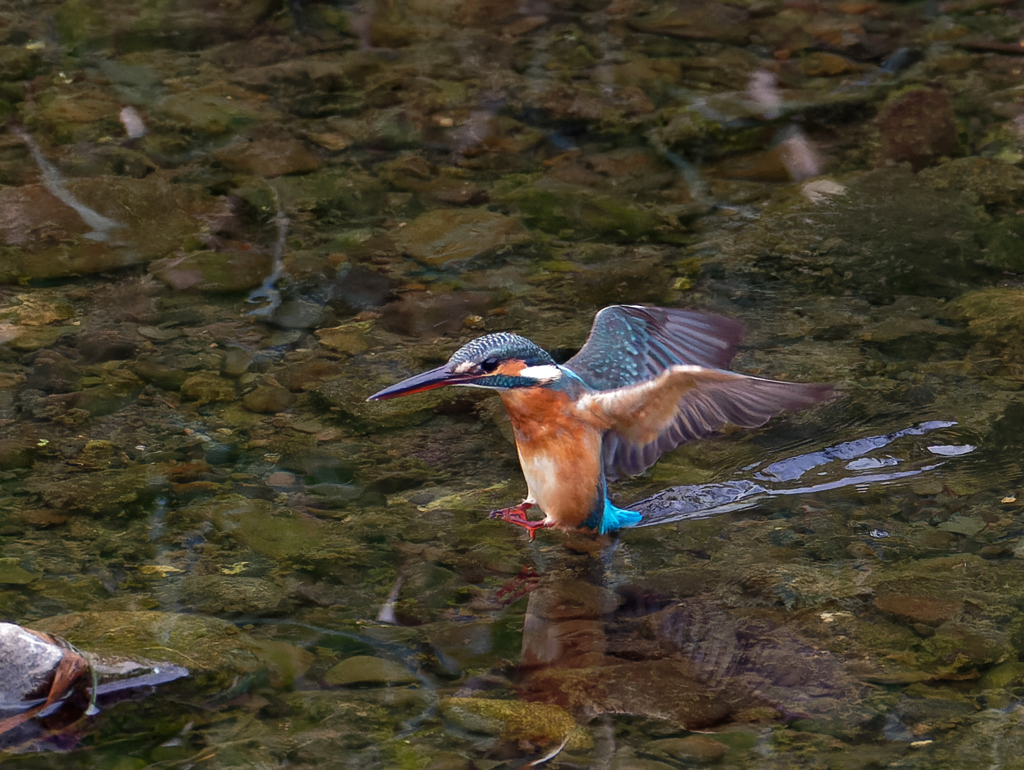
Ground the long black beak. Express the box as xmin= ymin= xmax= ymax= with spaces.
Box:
xmin=367 ymin=365 xmax=476 ymax=401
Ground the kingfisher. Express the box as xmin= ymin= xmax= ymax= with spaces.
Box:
xmin=368 ymin=305 xmax=830 ymax=539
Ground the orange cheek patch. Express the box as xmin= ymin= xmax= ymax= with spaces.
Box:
xmin=495 ymin=360 xmax=526 ymax=377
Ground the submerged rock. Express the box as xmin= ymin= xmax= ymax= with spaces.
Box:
xmin=213 ymin=138 xmax=320 ymax=178
xmin=149 ymin=249 xmax=274 ymax=292
xmin=0 ymin=176 xmax=231 ymax=282
xmin=180 ymin=575 xmax=288 ymax=616
xmin=876 ymin=88 xmax=958 ymax=171
xmin=26 ymin=612 xmax=251 ymax=689
xmin=242 ymin=379 xmax=296 ymax=414
xmin=721 ymin=165 xmax=986 ymax=302
xmin=325 ymin=655 xmax=418 ymax=686
xmin=394 ymin=209 xmax=529 ymax=265
xmin=496 ymin=179 xmax=669 ymax=242
xmin=440 ymin=697 xmax=591 ymax=750
xmin=180 ymin=372 xmax=237 ymax=403
xmin=873 ymin=595 xmax=961 ymax=627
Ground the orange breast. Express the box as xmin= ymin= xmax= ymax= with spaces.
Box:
xmin=499 ymin=387 xmax=604 ymax=529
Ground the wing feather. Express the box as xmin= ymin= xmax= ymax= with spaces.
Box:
xmin=578 ymin=366 xmax=831 ymax=480
xmin=565 ymin=306 xmax=746 ymax=391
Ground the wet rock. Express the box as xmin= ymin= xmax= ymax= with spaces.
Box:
xmin=275 ymin=167 xmax=389 ymax=226
xmin=220 ymin=347 xmax=254 ymax=377
xmin=179 ymin=575 xmax=288 ymax=616
xmin=78 ymin=440 xmax=124 ymax=469
xmin=524 ymin=659 xmax=731 ymax=731
xmin=325 ymin=655 xmax=418 ymax=686
xmin=315 ymin=323 xmax=371 ymax=355
xmin=498 ymin=180 xmax=668 ymax=242
xmin=180 ymin=372 xmax=237 ymax=403
xmin=609 ymin=752 xmax=678 ymax=770
xmin=648 ymin=736 xmax=728 ymax=764
xmin=0 ymin=45 xmax=41 ymax=82
xmin=71 ymin=379 xmax=142 ymax=418
xmin=29 ymin=611 xmax=289 ymax=689
xmin=439 ymin=697 xmax=591 ymax=750
xmin=31 ymin=84 xmax=123 ymax=142
xmin=242 ymin=379 xmax=296 ymax=413
xmin=426 ymin=621 xmax=509 ymax=673
xmin=873 ymin=595 xmax=961 ymax=627
xmin=276 ymin=358 xmax=346 ymax=391
xmin=936 ymin=514 xmax=985 ymax=536
xmin=0 ymin=439 xmax=36 ymax=471
xmin=201 ymin=496 xmax=325 ymax=560
xmin=979 ymin=661 xmax=1024 ymax=690
xmin=876 ymin=88 xmax=958 ymax=171
xmin=213 ymin=138 xmax=320 ymax=178
xmin=137 ymin=325 xmax=183 ymax=342
xmin=269 ymin=298 xmax=328 ymax=330
xmin=204 ymin=442 xmax=237 ymax=465
xmin=4 ymin=294 xmax=75 ymax=326
xmin=924 ymin=623 xmax=1008 ymax=670
xmin=27 ymin=464 xmax=168 ymax=516
xmin=706 ymin=144 xmax=797 ymax=183
xmin=729 ymin=165 xmax=986 ymax=302
xmin=77 ymin=330 xmax=138 ymax=363
xmin=394 ymin=209 xmax=529 ymax=266
xmin=25 ymin=350 xmax=81 ymax=393
xmin=627 ymin=1 xmax=750 ymax=44
xmin=230 ymin=54 xmax=372 ymax=96
xmin=129 ymin=359 xmax=190 ymax=391
xmin=380 ymin=153 xmax=487 ymax=204
xmin=0 ymin=559 xmax=40 ymax=585
xmin=55 ymin=0 xmax=279 ymax=51
xmin=327 ymin=265 xmax=397 ymax=314
xmin=1 ymin=324 xmax=77 ymax=352
xmin=149 ymin=249 xmax=274 ymax=292
xmin=378 ymin=291 xmax=493 ymax=337
xmin=0 ymin=176 xmax=231 ymax=282
xmin=978 ymin=215 xmax=1024 ymax=273
xmin=276 ymin=449 xmax=356 ymax=483
xmin=305 ymin=483 xmax=366 ymax=509
xmin=919 ymin=157 xmax=1024 ymax=208
xmin=954 ymin=288 xmax=1024 ymax=358
xmin=155 ymin=86 xmax=270 ymax=135
xmin=799 ymin=51 xmax=862 ymax=77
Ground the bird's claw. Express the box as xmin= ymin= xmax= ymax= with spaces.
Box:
xmin=489 ymin=503 xmax=547 ymax=541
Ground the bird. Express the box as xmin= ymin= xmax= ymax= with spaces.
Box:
xmin=368 ymin=305 xmax=830 ymax=539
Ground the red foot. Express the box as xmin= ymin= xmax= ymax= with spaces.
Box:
xmin=489 ymin=502 xmax=548 ymax=541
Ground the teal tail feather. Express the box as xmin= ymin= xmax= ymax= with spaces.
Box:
xmin=599 ymin=501 xmax=642 ymax=534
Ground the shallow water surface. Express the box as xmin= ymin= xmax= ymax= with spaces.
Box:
xmin=1 ymin=0 xmax=1024 ymax=767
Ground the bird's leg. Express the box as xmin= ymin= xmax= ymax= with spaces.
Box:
xmin=489 ymin=502 xmax=548 ymax=540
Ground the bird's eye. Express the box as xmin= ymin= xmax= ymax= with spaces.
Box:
xmin=480 ymin=358 xmax=500 ymax=373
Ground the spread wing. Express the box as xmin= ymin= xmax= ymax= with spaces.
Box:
xmin=563 ymin=306 xmax=746 ymax=392
xmin=578 ymin=366 xmax=832 ymax=480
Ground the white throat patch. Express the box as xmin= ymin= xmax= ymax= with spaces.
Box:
xmin=519 ymin=364 xmax=562 ymax=384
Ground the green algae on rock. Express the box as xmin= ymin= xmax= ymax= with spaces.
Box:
xmin=394 ymin=208 xmax=529 ymax=266
xmin=28 ymin=610 xmax=301 ymax=691
xmin=325 ymin=654 xmax=418 ymax=686
xmin=439 ymin=696 xmax=592 ymax=751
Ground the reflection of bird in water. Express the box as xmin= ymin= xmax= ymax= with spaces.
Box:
xmin=369 ymin=305 xmax=830 ymax=538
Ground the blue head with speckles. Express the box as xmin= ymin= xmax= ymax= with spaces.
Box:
xmin=367 ymin=332 xmax=559 ymax=401
xmin=449 ymin=332 xmax=554 ymax=373
xmin=447 ymin=333 xmax=558 ymax=390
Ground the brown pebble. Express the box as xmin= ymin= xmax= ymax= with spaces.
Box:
xmin=873 ymin=594 xmax=961 ymax=626
xmin=266 ymin=472 xmax=297 ymax=487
